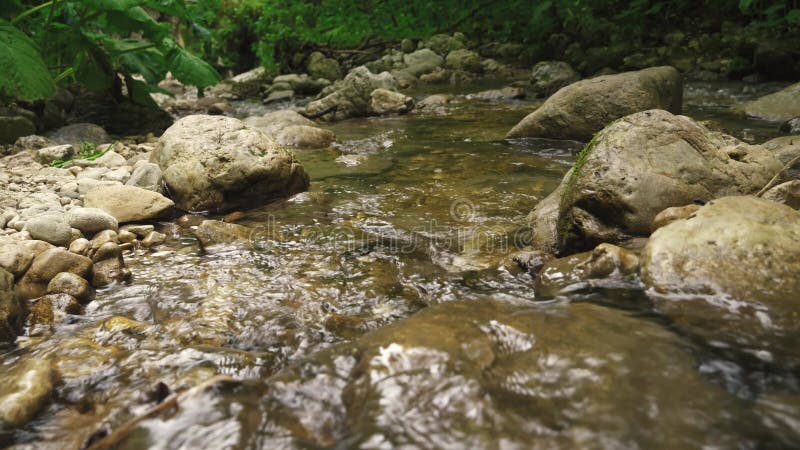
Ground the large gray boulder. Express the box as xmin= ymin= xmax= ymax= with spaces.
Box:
xmin=506 ymin=66 xmax=683 ymax=141
xmin=733 ymin=82 xmax=800 ymax=123
xmin=243 ymin=110 xmax=317 ymax=136
xmin=400 ymin=49 xmax=444 ymax=77
xmin=641 ymin=196 xmax=800 ymax=368
xmin=47 ymin=123 xmax=110 ymax=146
xmin=529 ymin=110 xmax=783 ymax=256
xmin=0 ymin=115 xmax=36 ymax=145
xmin=307 ymin=51 xmax=343 ymax=81
xmin=153 ymin=115 xmax=309 ymax=212
xmin=306 ymin=67 xmax=398 ymax=121
xmin=530 ymin=61 xmax=580 ymax=97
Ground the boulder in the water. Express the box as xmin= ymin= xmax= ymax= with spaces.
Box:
xmin=506 ymin=66 xmax=683 ymax=141
xmin=529 ymin=109 xmax=782 ymax=255
xmin=641 ymin=196 xmax=800 ymax=368
xmin=153 ymin=115 xmax=309 ymax=212
xmin=306 ymin=67 xmax=398 ymax=121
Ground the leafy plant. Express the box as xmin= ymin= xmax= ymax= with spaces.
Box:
xmin=50 ymin=141 xmax=110 ymax=167
xmin=2 ymin=0 xmax=220 ymax=105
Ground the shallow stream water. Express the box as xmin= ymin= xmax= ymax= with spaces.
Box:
xmin=2 ymin=81 xmax=797 ymax=449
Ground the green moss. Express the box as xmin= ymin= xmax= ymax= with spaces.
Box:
xmin=554 ymin=121 xmax=615 ymax=251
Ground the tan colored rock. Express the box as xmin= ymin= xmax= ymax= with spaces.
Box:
xmin=506 ymin=66 xmax=683 ymax=141
xmin=84 ymin=185 xmax=174 ymax=223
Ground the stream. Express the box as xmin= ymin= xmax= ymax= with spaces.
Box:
xmin=2 ymin=81 xmax=797 ymax=449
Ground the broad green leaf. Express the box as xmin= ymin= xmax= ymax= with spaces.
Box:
xmin=125 ymin=76 xmax=159 ymax=107
xmin=81 ymin=0 xmax=143 ymax=11
xmin=0 ymin=19 xmax=54 ymax=100
xmin=117 ymin=45 xmax=167 ymax=83
xmin=106 ymin=6 xmax=167 ymax=40
xmin=76 ymin=52 xmax=113 ymax=91
xmin=788 ymin=9 xmax=800 ymax=23
xmin=165 ymin=43 xmax=220 ymax=88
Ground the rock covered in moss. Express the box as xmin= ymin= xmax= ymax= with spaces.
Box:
xmin=306 ymin=67 xmax=398 ymax=121
xmin=529 ymin=110 xmax=782 ymax=256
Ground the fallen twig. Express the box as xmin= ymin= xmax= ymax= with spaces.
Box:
xmin=756 ymin=154 xmax=800 ymax=197
xmin=84 ymin=375 xmax=235 ymax=450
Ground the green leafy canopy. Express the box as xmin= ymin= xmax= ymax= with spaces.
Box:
xmin=4 ymin=0 xmax=220 ymax=104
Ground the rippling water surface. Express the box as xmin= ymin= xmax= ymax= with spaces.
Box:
xmin=2 ymin=82 xmax=797 ymax=449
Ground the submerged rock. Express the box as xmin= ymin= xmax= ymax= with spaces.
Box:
xmin=195 ymin=220 xmax=252 ymax=248
xmin=506 ymin=66 xmax=683 ymax=141
xmin=145 ymin=300 xmax=752 ymax=449
xmin=530 ymin=60 xmax=580 ymax=97
xmin=733 ymin=82 xmax=800 ymax=123
xmin=529 ymin=110 xmax=782 ymax=255
xmin=641 ymin=196 xmax=800 ymax=368
xmin=781 ymin=116 xmax=800 ymax=135
xmin=306 ymin=67 xmax=398 ymax=121
xmin=535 ymin=243 xmax=639 ymax=297
xmin=0 ymin=358 xmax=54 ymax=427
xmin=153 ymin=115 xmax=309 ymax=212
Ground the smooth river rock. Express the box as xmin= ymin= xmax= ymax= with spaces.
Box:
xmin=733 ymin=82 xmax=800 ymax=123
xmin=506 ymin=66 xmax=683 ymax=141
xmin=65 ymin=207 xmax=119 ymax=234
xmin=153 ymin=115 xmax=309 ymax=212
xmin=641 ymin=196 xmax=800 ymax=368
xmin=84 ymin=185 xmax=174 ymax=223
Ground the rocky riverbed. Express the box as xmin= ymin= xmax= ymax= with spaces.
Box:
xmin=1 ymin=39 xmax=800 ymax=448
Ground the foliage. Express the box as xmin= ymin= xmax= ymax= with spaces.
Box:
xmin=2 ymin=0 xmax=220 ymax=103
xmin=0 ymin=19 xmax=54 ymax=101
xmin=50 ymin=141 xmax=106 ymax=167
xmin=185 ymin=0 xmax=800 ymax=73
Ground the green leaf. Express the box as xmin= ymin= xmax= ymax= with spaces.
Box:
xmin=81 ymin=0 xmax=143 ymax=11
xmin=739 ymin=0 xmax=755 ymax=12
xmin=126 ymin=77 xmax=159 ymax=107
xmin=106 ymin=6 xmax=167 ymax=40
xmin=76 ymin=52 xmax=113 ymax=91
xmin=788 ymin=9 xmax=800 ymax=23
xmin=0 ymin=19 xmax=54 ymax=101
xmin=164 ymin=42 xmax=220 ymax=88
xmin=117 ymin=45 xmax=167 ymax=83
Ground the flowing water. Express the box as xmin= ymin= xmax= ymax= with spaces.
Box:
xmin=2 ymin=82 xmax=797 ymax=449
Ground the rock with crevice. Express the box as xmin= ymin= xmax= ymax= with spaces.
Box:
xmin=529 ymin=110 xmax=783 ymax=256
xmin=306 ymin=67 xmax=398 ymax=121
